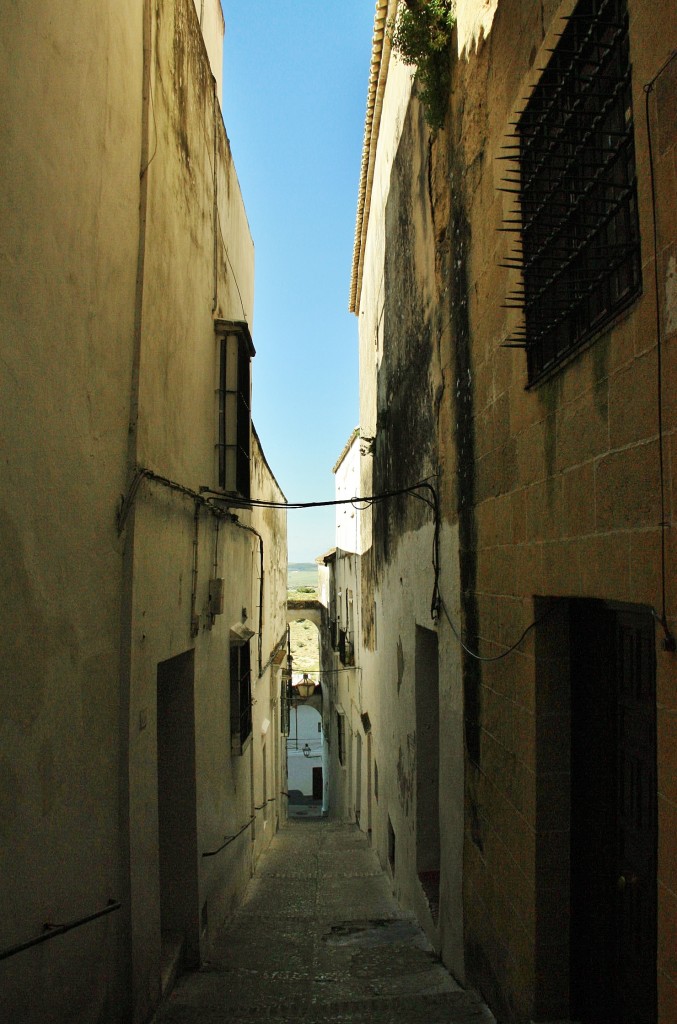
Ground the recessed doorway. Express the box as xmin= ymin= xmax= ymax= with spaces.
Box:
xmin=157 ymin=650 xmax=199 ymax=966
xmin=569 ymin=601 xmax=657 ymax=1024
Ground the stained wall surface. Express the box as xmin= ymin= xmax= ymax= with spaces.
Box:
xmin=322 ymin=432 xmax=364 ymax=826
xmin=0 ymin=2 xmax=142 ymax=1020
xmin=346 ymin=18 xmax=467 ymax=975
xmin=350 ymin=0 xmax=676 ymax=1020
xmin=0 ymin=3 xmax=287 ymax=1022
xmin=443 ymin=1 xmax=676 ymax=1018
xmin=125 ymin=7 xmax=283 ymax=1018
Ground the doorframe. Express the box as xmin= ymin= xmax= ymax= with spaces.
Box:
xmin=367 ymin=731 xmax=373 ymax=841
xmin=355 ymin=731 xmax=362 ymax=826
xmin=156 ymin=649 xmax=200 ymax=966
xmin=533 ymin=598 xmax=658 ymax=1024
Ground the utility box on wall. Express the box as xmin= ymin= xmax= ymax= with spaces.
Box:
xmin=209 ymin=578 xmax=224 ymax=616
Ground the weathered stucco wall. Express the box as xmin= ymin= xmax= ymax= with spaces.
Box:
xmin=250 ymin=431 xmax=289 ymax=859
xmin=0 ymin=3 xmax=286 ymax=1022
xmin=334 ymin=429 xmax=361 ymax=555
xmin=192 ymin=0 xmax=225 ymax=103
xmin=0 ymin=3 xmax=142 ymax=1020
xmin=351 ymin=35 xmax=466 ymax=976
xmin=124 ymin=4 xmax=284 ymax=1019
xmin=323 ymin=433 xmax=364 ymax=825
xmin=138 ymin=0 xmax=253 ymax=489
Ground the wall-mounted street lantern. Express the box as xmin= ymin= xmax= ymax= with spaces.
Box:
xmin=295 ymin=673 xmax=316 ymax=701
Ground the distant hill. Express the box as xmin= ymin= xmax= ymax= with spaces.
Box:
xmin=288 ymin=563 xmax=318 ymax=591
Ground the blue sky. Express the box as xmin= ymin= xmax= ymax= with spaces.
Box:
xmin=221 ymin=1 xmax=375 ymax=563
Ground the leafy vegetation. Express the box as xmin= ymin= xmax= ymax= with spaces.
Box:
xmin=388 ymin=0 xmax=455 ymax=131
xmin=290 ymin=618 xmax=319 ymax=672
xmin=287 ymin=565 xmax=319 ymax=670
xmin=287 ymin=585 xmax=319 ymax=602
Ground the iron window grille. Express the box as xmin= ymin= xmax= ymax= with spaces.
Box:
xmin=214 ymin=320 xmax=254 ymax=500
xmin=503 ymin=0 xmax=641 ymax=382
xmin=280 ymin=673 xmax=291 ymax=736
xmin=230 ymin=641 xmax=252 ymax=754
xmin=336 ymin=710 xmax=346 ymax=766
xmin=338 ymin=628 xmax=347 ymax=665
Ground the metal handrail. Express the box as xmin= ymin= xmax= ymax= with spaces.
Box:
xmin=0 ymin=899 xmax=121 ymax=962
xmin=202 ymin=816 xmax=255 ymax=858
xmin=203 ymin=793 xmax=283 ymax=859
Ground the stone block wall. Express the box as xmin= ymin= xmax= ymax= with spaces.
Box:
xmin=440 ymin=0 xmax=676 ymax=1018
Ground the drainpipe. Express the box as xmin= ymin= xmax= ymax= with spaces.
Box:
xmin=231 ymin=518 xmax=265 ymax=678
xmin=190 ymin=504 xmax=201 ymax=638
xmin=118 ymin=0 xmax=154 ymax=1013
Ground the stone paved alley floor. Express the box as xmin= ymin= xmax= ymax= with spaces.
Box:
xmin=156 ymin=820 xmax=495 ymax=1024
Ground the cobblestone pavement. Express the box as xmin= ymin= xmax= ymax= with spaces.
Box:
xmin=156 ymin=819 xmax=495 ymax=1024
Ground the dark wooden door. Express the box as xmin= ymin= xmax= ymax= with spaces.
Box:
xmin=615 ymin=611 xmax=657 ymax=1024
xmin=312 ymin=766 xmax=323 ymax=801
xmin=570 ymin=602 xmax=657 ymax=1024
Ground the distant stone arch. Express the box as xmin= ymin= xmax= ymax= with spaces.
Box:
xmin=286 ymin=598 xmax=324 ymax=631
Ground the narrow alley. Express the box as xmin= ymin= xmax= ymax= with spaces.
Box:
xmin=2 ymin=0 xmax=676 ymax=1021
xmin=155 ymin=821 xmax=494 ymax=1024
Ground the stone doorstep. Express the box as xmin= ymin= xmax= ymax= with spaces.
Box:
xmin=158 ymin=931 xmax=185 ymax=1007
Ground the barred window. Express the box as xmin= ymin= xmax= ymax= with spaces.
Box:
xmin=336 ymin=710 xmax=346 ymax=766
xmin=215 ymin=320 xmax=254 ymax=500
xmin=505 ymin=0 xmax=641 ymax=382
xmin=230 ymin=641 xmax=252 ymax=754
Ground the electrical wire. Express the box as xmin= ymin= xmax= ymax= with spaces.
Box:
xmin=139 ymin=73 xmax=158 ymax=179
xmin=643 ymin=49 xmax=677 ymax=651
xmin=119 ymin=467 xmax=567 ymax=665
xmin=200 ymin=479 xmax=438 ymax=512
xmin=284 ymin=667 xmax=362 ymax=676
xmin=202 ymin=478 xmax=442 ymax=620
xmin=438 ymin=594 xmax=552 ymax=663
xmin=117 ymin=467 xmax=225 ymax=533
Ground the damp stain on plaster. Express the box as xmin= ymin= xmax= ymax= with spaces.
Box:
xmin=397 ymin=636 xmax=405 ymax=694
xmin=374 ymin=101 xmax=436 ymax=574
xmin=449 ymin=159 xmax=482 ymax=773
xmin=396 ymin=732 xmax=416 ymax=817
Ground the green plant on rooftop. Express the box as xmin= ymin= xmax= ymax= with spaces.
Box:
xmin=388 ymin=0 xmax=455 ymax=132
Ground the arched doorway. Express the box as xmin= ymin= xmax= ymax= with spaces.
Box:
xmin=287 ymin=702 xmax=324 ymax=818
xmin=286 ymin=589 xmax=327 ymax=818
